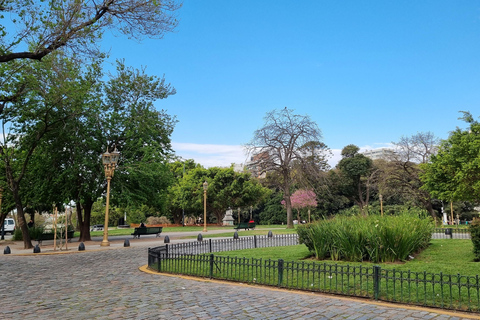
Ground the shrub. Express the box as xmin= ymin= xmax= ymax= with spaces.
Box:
xmin=12 ymin=226 xmax=45 ymax=241
xmin=146 ymin=216 xmax=171 ymax=225
xmin=469 ymin=218 xmax=480 ymax=262
xmin=297 ymin=224 xmax=314 ymax=252
xmin=12 ymin=228 xmax=23 ymax=241
xmin=299 ymin=212 xmax=434 ymax=263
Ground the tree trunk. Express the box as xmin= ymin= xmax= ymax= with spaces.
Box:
xmin=172 ymin=208 xmax=182 ymax=225
xmin=424 ymin=198 xmax=436 ymax=219
xmin=11 ymin=188 xmax=33 ymax=249
xmin=78 ymin=200 xmax=93 ymax=242
xmin=0 ymin=212 xmax=6 ymax=239
xmin=0 ymin=213 xmax=6 ymax=228
xmin=214 ymin=209 xmax=223 ymax=226
xmin=284 ymin=186 xmax=294 ymax=228
xmin=357 ymin=178 xmax=368 ymax=216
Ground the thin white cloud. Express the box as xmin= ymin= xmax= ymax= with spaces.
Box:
xmin=172 ymin=142 xmax=248 ymax=168
xmin=172 ymin=142 xmax=393 ymax=169
xmin=329 ymin=149 xmax=342 ymax=168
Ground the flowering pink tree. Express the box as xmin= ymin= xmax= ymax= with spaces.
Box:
xmin=281 ymin=189 xmax=317 ymax=223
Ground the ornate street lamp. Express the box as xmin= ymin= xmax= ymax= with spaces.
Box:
xmin=101 ymin=147 xmax=120 ymax=246
xmin=203 ymin=181 xmax=208 ymax=232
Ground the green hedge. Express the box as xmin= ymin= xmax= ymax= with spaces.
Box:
xmin=469 ymin=217 xmax=480 ymax=261
xmin=298 ymin=213 xmax=434 ymax=263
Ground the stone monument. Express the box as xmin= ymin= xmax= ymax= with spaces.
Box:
xmin=222 ymin=208 xmax=235 ymax=226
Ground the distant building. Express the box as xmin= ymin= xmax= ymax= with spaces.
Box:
xmin=362 ymin=148 xmax=395 ymax=161
xmin=246 ymin=151 xmax=270 ymax=178
xmin=231 ymin=163 xmax=245 ymax=173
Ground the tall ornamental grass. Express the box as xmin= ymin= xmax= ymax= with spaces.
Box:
xmin=297 ymin=213 xmax=434 ymax=263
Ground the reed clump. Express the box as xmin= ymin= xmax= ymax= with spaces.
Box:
xmin=297 ymin=213 xmax=434 ymax=263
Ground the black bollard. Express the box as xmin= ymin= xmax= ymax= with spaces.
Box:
xmin=78 ymin=242 xmax=85 ymax=251
xmin=33 ymin=244 xmax=41 ymax=253
xmin=4 ymin=246 xmax=11 ymax=254
xmin=124 ymin=239 xmax=130 ymax=247
xmin=268 ymin=230 xmax=273 ymax=238
xmin=197 ymin=233 xmax=203 ymax=241
xmin=164 ymin=235 xmax=170 ymax=243
xmin=233 ymin=231 xmax=239 ymax=239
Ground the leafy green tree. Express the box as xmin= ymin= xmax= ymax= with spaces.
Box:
xmin=314 ymin=170 xmax=352 ymax=217
xmin=67 ymin=62 xmax=176 ymax=241
xmin=167 ymin=163 xmax=270 ymax=225
xmin=0 ymin=53 xmax=96 ymax=248
xmin=421 ymin=112 xmax=480 ymax=203
xmin=0 ymin=0 xmax=181 ymax=120
xmin=172 ymin=165 xmax=209 ymax=223
xmin=166 ymin=159 xmax=204 ymax=224
xmin=206 ymin=167 xmax=269 ymax=225
xmin=105 ymin=62 xmax=177 ymax=212
xmin=259 ymin=191 xmax=287 ymax=225
xmin=336 ymin=144 xmax=375 ymax=215
xmin=11 ymin=60 xmax=177 ymax=243
xmin=246 ymin=108 xmax=325 ymax=228
xmin=0 ymin=0 xmax=181 ymax=63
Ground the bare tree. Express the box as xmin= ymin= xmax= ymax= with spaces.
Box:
xmin=0 ymin=0 xmax=181 ymax=113
xmin=246 ymin=108 xmax=323 ymax=228
xmin=0 ymin=0 xmax=181 ymax=62
xmin=382 ymin=132 xmax=440 ymax=217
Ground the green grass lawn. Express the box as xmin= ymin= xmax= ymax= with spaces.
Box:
xmin=77 ymin=224 xmax=296 ymax=238
xmin=184 ymin=228 xmax=298 ymax=239
xmin=149 ymin=235 xmax=479 ymax=311
xmin=214 ymin=239 xmax=478 ymax=277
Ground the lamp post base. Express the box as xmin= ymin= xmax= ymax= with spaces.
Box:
xmin=100 ymin=240 xmax=110 ymax=247
xmin=203 ymin=228 xmax=207 ymax=232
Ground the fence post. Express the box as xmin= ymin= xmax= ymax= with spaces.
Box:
xmin=209 ymin=239 xmax=212 ymax=252
xmin=278 ymin=259 xmax=284 ymax=286
xmin=210 ymin=254 xmax=214 ymax=278
xmin=254 ymin=235 xmax=257 ymax=248
xmin=373 ymin=265 xmax=381 ymax=300
xmin=165 ymin=244 xmax=169 ymax=257
xmin=147 ymin=248 xmax=152 ymax=267
xmin=157 ymin=249 xmax=161 ymax=272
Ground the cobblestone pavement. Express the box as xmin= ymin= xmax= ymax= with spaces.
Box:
xmin=1 ymin=245 xmax=479 ymax=320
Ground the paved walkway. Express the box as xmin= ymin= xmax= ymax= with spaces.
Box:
xmin=1 ymin=235 xmax=479 ymax=319
xmin=0 ymin=228 xmax=237 ymax=254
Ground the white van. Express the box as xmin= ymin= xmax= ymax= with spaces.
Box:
xmin=3 ymin=218 xmax=15 ymax=234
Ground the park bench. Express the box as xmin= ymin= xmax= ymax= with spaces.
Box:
xmin=131 ymin=226 xmax=163 ymax=239
xmin=36 ymin=230 xmax=75 ymax=245
xmin=234 ymin=222 xmax=256 ymax=230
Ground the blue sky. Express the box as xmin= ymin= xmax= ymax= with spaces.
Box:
xmin=103 ymin=1 xmax=480 ymax=167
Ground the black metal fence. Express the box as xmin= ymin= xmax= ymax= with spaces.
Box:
xmin=149 ymin=234 xmax=298 ymax=257
xmin=147 ymin=232 xmax=479 ymax=312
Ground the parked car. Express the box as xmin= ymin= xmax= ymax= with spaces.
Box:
xmin=3 ymin=218 xmax=15 ymax=234
xmin=90 ymin=224 xmax=104 ymax=231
